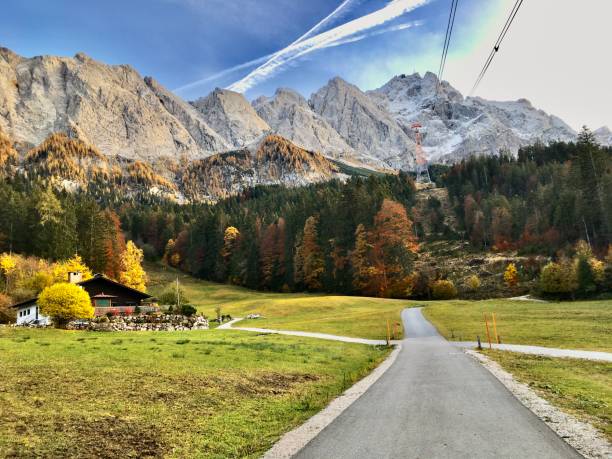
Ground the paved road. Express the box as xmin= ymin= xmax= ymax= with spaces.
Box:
xmin=295 ymin=308 xmax=581 ymax=459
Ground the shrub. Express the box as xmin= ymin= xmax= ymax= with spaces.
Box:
xmin=539 ymin=261 xmax=576 ymax=294
xmin=431 ymin=279 xmax=457 ymax=300
xmin=465 ymin=275 xmax=481 ymax=291
xmin=180 ymin=304 xmax=197 ymax=317
xmin=159 ymin=287 xmax=190 ymax=306
xmin=38 ymin=283 xmax=93 ymax=328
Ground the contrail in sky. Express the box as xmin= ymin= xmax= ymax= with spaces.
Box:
xmin=174 ymin=0 xmax=359 ymax=94
xmin=322 ymin=21 xmax=423 ymax=49
xmin=175 ymin=0 xmax=429 ymax=95
xmin=228 ymin=0 xmax=430 ymax=93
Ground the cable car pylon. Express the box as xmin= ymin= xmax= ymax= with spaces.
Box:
xmin=411 ymin=122 xmax=433 ymax=187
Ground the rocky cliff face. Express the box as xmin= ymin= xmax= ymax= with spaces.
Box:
xmin=144 ymin=76 xmax=229 ymax=153
xmin=310 ymin=77 xmax=416 ymax=169
xmin=369 ymin=72 xmax=577 ymax=162
xmin=192 ymin=88 xmax=270 ymax=148
xmin=253 ymin=88 xmax=360 ymax=164
xmin=0 ymin=48 xmax=222 ymax=161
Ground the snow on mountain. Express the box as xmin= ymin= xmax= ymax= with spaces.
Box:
xmin=594 ymin=126 xmax=612 ymax=146
xmin=369 ymin=71 xmax=577 ymax=162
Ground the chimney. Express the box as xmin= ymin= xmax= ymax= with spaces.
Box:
xmin=68 ymin=271 xmax=83 ymax=284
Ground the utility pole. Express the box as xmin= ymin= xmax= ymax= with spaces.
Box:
xmin=176 ymin=277 xmax=181 ymax=311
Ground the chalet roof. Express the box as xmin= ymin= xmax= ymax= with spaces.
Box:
xmin=10 ymin=297 xmax=38 ymax=309
xmin=11 ymin=274 xmax=151 ymax=308
xmin=91 ymin=293 xmax=117 ymax=298
xmin=80 ymin=275 xmax=151 ymax=300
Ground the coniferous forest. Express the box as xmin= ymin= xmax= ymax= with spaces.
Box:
xmin=0 ymin=128 xmax=610 ymax=300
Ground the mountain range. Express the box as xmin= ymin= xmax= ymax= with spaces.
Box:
xmin=0 ymin=46 xmax=608 ymax=199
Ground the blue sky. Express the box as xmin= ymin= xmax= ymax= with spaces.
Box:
xmin=1 ymin=1 xmax=609 ymax=129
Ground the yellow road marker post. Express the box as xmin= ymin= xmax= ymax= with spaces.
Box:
xmin=484 ymin=313 xmax=492 ymax=349
xmin=492 ymin=312 xmax=500 ymax=344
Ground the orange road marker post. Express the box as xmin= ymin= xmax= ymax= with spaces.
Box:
xmin=386 ymin=320 xmax=391 ymax=347
xmin=484 ymin=313 xmax=492 ymax=349
xmin=492 ymin=312 xmax=500 ymax=344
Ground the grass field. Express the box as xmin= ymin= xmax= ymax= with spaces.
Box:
xmin=485 ymin=351 xmax=612 ymax=442
xmin=147 ymin=263 xmax=408 ymax=339
xmin=0 ymin=327 xmax=389 ymax=458
xmin=422 ymin=299 xmax=612 ymax=352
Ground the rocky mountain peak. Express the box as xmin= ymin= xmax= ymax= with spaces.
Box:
xmin=370 ymin=73 xmax=576 ymax=162
xmin=192 ymin=88 xmax=270 ymax=148
xmin=0 ymin=48 xmax=230 ymax=161
xmin=74 ymin=51 xmax=91 ymax=63
xmin=310 ymin=76 xmax=416 ymax=169
xmin=594 ymin=126 xmax=612 ymax=146
xmin=253 ymin=86 xmax=359 ymax=165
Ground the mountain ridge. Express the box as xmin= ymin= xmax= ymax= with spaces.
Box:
xmin=1 ymin=46 xmax=606 ymax=196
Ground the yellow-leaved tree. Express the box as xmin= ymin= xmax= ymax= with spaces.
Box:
xmin=119 ymin=241 xmax=147 ymax=291
xmin=503 ymin=263 xmax=519 ymax=287
xmin=52 ymin=254 xmax=93 ymax=283
xmin=0 ymin=253 xmax=17 ymax=292
xmin=38 ymin=282 xmax=93 ymax=328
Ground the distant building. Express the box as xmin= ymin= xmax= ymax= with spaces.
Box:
xmin=12 ymin=273 xmax=152 ymax=325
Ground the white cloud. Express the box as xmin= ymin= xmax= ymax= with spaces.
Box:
xmin=228 ymin=0 xmax=430 ymax=93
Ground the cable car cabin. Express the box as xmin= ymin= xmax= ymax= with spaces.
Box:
xmin=12 ymin=273 xmax=153 ymax=325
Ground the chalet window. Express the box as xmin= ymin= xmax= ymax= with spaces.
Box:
xmin=94 ymin=299 xmax=111 ymax=308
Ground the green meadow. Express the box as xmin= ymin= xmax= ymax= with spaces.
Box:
xmin=0 ymin=327 xmax=389 ymax=458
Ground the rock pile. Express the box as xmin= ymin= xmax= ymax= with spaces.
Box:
xmin=69 ymin=314 xmax=209 ymax=332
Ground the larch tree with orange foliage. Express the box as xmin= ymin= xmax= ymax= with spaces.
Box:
xmin=103 ymin=210 xmax=126 ymax=279
xmin=294 ymin=216 xmax=324 ymax=290
xmin=368 ymin=199 xmax=418 ymax=297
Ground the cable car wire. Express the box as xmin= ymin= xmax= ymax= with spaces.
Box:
xmin=437 ymin=0 xmax=459 ymax=90
xmin=469 ymin=0 xmax=525 ymax=96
